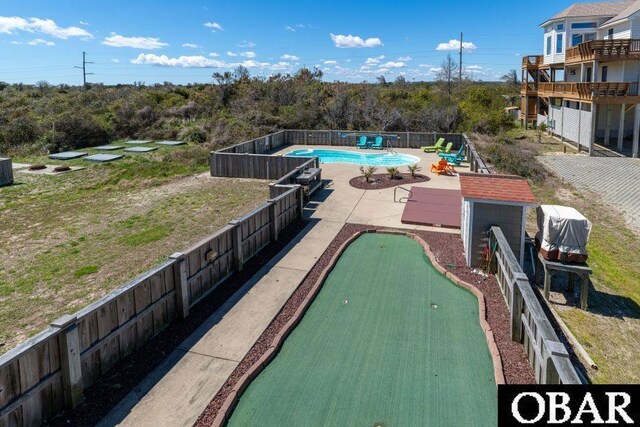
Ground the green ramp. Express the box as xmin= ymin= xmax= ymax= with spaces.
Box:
xmin=228 ymin=233 xmax=498 ymax=426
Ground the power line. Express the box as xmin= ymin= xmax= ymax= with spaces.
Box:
xmin=74 ymin=51 xmax=94 ymax=89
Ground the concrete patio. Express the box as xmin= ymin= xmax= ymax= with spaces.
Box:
xmin=100 ymin=146 xmax=468 ymax=426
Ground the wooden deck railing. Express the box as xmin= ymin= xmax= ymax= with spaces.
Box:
xmin=520 ymin=82 xmax=537 ymax=93
xmin=488 ymin=227 xmax=582 ymax=384
xmin=538 ymin=81 xmax=638 ymax=100
xmin=522 ymin=55 xmax=543 ymax=68
xmin=565 ymin=39 xmax=640 ymax=63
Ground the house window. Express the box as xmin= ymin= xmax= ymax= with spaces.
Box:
xmin=601 ymin=66 xmax=608 ymax=82
xmin=557 ymin=23 xmax=565 ymax=31
xmin=608 ymin=28 xmax=614 ymax=38
xmin=571 ymin=22 xmax=597 ymax=29
xmin=572 ymin=33 xmax=596 ymax=46
xmin=546 ymin=36 xmax=552 ymax=55
xmin=586 ymin=67 xmax=592 ymax=82
xmin=556 ymin=34 xmax=563 ymax=53
xmin=581 ymin=103 xmax=592 ymax=112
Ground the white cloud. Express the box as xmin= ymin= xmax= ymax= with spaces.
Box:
xmin=418 ymin=63 xmax=433 ymax=68
xmin=182 ymin=43 xmax=200 ymax=49
xmin=270 ymin=61 xmax=291 ymax=71
xmin=79 ymin=21 xmax=89 ymax=26
xmin=397 ymin=56 xmax=412 ymax=61
xmin=209 ymin=52 xmax=220 ymax=57
xmin=0 ymin=16 xmax=93 ymax=39
xmin=382 ymin=61 xmax=406 ymax=68
xmin=330 ymin=33 xmax=382 ymax=48
xmin=281 ymin=54 xmax=299 ymax=60
xmin=237 ymin=40 xmax=256 ymax=48
xmin=111 ymin=58 xmax=120 ymax=63
xmin=285 ymin=24 xmax=317 ymax=32
xmin=227 ymin=51 xmax=256 ymax=58
xmin=465 ymin=65 xmax=483 ymax=70
xmin=435 ymin=39 xmax=477 ymax=51
xmin=324 ymin=60 xmax=337 ymax=65
xmin=428 ymin=67 xmax=442 ymax=73
xmin=103 ymin=33 xmax=168 ymax=49
xmin=132 ymin=54 xmax=227 ymax=68
xmin=204 ymin=21 xmax=224 ymax=32
xmin=364 ymin=55 xmax=385 ymax=65
xmin=131 ymin=53 xmax=273 ymax=70
xmin=28 ymin=38 xmax=55 ymax=46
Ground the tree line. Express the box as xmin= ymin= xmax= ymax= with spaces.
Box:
xmin=0 ymin=58 xmax=519 ymax=155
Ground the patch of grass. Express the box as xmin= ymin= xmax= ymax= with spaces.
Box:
xmin=0 ymin=153 xmax=268 ymax=353
xmin=120 ymin=224 xmax=172 ymax=247
xmin=74 ymin=265 xmax=99 ymax=278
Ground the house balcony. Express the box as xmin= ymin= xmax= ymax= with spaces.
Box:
xmin=520 ymin=82 xmax=538 ymax=95
xmin=522 ymin=55 xmax=544 ymax=69
xmin=537 ymin=82 xmax=640 ymax=103
xmin=565 ymin=39 xmax=640 ymax=64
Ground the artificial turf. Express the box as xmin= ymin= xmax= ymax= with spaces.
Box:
xmin=228 ymin=233 xmax=498 ymax=426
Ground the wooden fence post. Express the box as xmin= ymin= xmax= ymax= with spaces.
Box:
xmin=169 ymin=252 xmax=190 ymax=318
xmin=268 ymin=200 xmax=279 ymax=241
xmin=51 ymin=315 xmax=83 ymax=409
xmin=295 ymin=185 xmax=304 ymax=219
xmin=406 ymin=131 xmax=410 ymax=148
xmin=304 ymin=130 xmax=308 ymax=145
xmin=511 ymin=277 xmax=526 ymax=342
xmin=229 ymin=220 xmax=244 ymax=271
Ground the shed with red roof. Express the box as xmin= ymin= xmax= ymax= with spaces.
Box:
xmin=459 ymin=172 xmax=537 ymax=267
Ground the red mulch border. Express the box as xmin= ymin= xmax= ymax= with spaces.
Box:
xmin=195 ymin=223 xmax=535 ymax=427
xmin=348 ymin=173 xmax=429 ymax=190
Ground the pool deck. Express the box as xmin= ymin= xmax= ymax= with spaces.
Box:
xmin=100 ymin=146 xmax=468 ymax=426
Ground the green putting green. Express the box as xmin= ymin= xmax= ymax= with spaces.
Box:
xmin=228 ymin=233 xmax=498 ymax=426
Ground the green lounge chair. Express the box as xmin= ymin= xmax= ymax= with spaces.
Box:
xmin=421 ymin=138 xmax=445 ymax=153
xmin=371 ymin=136 xmax=384 ymax=149
xmin=436 ymin=142 xmax=453 ymax=154
xmin=439 ymin=145 xmax=466 ymax=165
xmin=356 ymin=135 xmax=368 ymax=149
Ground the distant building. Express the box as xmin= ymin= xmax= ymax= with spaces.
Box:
xmin=521 ymin=0 xmax=640 ymax=157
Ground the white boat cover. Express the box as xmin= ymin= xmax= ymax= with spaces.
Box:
xmin=536 ymin=205 xmax=591 ymax=259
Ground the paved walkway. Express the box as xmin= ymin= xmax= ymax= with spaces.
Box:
xmin=100 ymin=147 xmax=464 ymax=426
xmin=538 ymin=154 xmax=640 ymax=234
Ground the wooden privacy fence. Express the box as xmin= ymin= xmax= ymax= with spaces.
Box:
xmin=210 ymin=152 xmax=318 ymax=180
xmin=283 ymin=129 xmax=465 ymax=149
xmin=488 ymin=226 xmax=581 ymax=384
xmin=0 ymin=184 xmax=304 ymax=427
xmin=217 ymin=130 xmax=287 ymax=155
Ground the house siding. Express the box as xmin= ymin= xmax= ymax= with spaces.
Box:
xmin=468 ymin=202 xmax=524 ymax=267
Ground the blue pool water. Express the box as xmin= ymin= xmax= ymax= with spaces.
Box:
xmin=285 ymin=149 xmax=420 ymax=167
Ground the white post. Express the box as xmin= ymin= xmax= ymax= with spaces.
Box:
xmin=633 ymin=104 xmax=640 ymax=158
xmin=618 ymin=103 xmax=626 ymax=152
xmin=590 ymin=104 xmax=598 ymax=156
xmin=604 ymin=106 xmax=612 ymax=146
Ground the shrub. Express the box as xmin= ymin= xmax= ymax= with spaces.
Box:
xmin=386 ymin=167 xmax=400 ymax=179
xmin=407 ymin=164 xmax=422 ymax=177
xmin=486 ymin=141 xmax=546 ymax=182
xmin=359 ymin=165 xmax=377 ymax=183
xmin=180 ymin=126 xmax=208 ymax=144
xmin=45 ymin=113 xmax=110 ymax=152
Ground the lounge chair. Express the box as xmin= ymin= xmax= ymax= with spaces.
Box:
xmin=436 ymin=142 xmax=453 ymax=154
xmin=438 ymin=145 xmax=466 ymax=165
xmin=371 ymin=136 xmax=384 ymax=149
xmin=420 ymin=138 xmax=445 ymax=153
xmin=356 ymin=135 xmax=368 ymax=149
xmin=430 ymin=159 xmax=456 ymax=175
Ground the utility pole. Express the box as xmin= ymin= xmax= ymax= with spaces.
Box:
xmin=459 ymin=32 xmax=463 ymax=83
xmin=74 ymin=51 xmax=94 ymax=90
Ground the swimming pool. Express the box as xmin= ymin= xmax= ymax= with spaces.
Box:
xmin=285 ymin=148 xmax=420 ymax=167
xmin=227 ymin=233 xmax=498 ymax=426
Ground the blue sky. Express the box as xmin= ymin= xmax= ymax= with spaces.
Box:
xmin=0 ymin=0 xmax=574 ymax=85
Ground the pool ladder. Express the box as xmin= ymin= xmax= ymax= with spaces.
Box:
xmin=386 ymin=141 xmax=397 ymax=155
xmin=394 ymin=186 xmax=413 ymax=203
